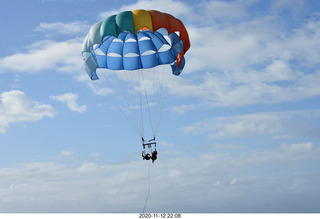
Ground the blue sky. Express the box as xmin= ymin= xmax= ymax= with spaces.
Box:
xmin=0 ymin=0 xmax=320 ymax=213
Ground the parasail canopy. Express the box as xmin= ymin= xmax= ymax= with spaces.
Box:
xmin=82 ymin=9 xmax=190 ymax=80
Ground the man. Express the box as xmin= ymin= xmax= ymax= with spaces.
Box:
xmin=142 ymin=150 xmax=151 ymax=160
xmin=151 ymin=149 xmax=158 ymax=163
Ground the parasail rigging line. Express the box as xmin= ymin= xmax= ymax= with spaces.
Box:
xmin=140 ymin=69 xmax=156 ymax=138
xmin=142 ymin=159 xmax=151 ymax=213
xmin=138 ymin=69 xmax=144 ymax=138
xmin=153 ymin=66 xmax=169 ymax=136
xmin=113 ymin=70 xmax=144 ymax=139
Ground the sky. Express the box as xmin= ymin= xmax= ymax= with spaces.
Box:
xmin=0 ymin=0 xmax=320 ymax=213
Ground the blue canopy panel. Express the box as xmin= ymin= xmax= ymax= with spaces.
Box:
xmin=93 ymin=29 xmax=182 ymax=74
xmin=123 ymin=33 xmax=141 ymax=70
xmin=137 ymin=31 xmax=158 ymax=68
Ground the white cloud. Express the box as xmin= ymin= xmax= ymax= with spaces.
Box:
xmin=182 ymin=110 xmax=320 ymax=139
xmin=168 ymin=66 xmax=320 ymax=110
xmin=169 ymin=3 xmax=320 ymax=110
xmin=51 ymin=93 xmax=86 ymax=113
xmin=90 ymin=152 xmax=99 ymax=157
xmin=196 ymin=0 xmax=249 ymax=23
xmin=244 ymin=141 xmax=320 ymax=165
xmin=0 ymin=38 xmax=83 ymax=74
xmin=0 ymin=90 xmax=56 ymax=133
xmin=0 ymin=142 xmax=319 ymax=212
xmin=34 ymin=21 xmax=90 ymax=37
xmin=160 ymin=141 xmax=175 ymax=148
xmin=186 ymin=14 xmax=320 ymax=74
xmin=88 ymin=83 xmax=114 ymax=96
xmin=99 ymin=0 xmax=192 ymax=19
xmin=60 ymin=150 xmax=74 ymax=157
xmin=280 ymin=142 xmax=315 ymax=158
xmin=171 ymin=103 xmax=198 ymax=114
xmin=271 ymin=0 xmax=306 ymax=15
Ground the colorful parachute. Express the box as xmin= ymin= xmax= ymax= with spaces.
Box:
xmin=82 ymin=9 xmax=190 ymax=79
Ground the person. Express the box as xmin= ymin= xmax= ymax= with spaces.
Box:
xmin=142 ymin=150 xmax=151 ymax=160
xmin=151 ymin=149 xmax=158 ymax=163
